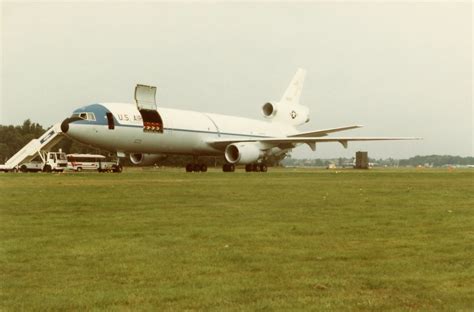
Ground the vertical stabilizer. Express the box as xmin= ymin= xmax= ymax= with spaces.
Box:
xmin=262 ymin=68 xmax=310 ymax=127
xmin=280 ymin=68 xmax=306 ymax=105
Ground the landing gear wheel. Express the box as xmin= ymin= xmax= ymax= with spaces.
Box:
xmin=253 ymin=164 xmax=260 ymax=172
xmin=245 ymin=164 xmax=252 ymax=172
xmin=193 ymin=164 xmax=201 ymax=172
xmin=43 ymin=165 xmax=52 ymax=173
xmin=200 ymin=164 xmax=208 ymax=172
xmin=186 ymin=163 xmax=193 ymax=172
xmin=112 ymin=164 xmax=123 ymax=173
xmin=223 ymin=163 xmax=235 ymax=172
xmin=260 ymin=164 xmax=268 ymax=172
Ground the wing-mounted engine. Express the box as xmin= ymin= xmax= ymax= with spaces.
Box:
xmin=130 ymin=153 xmax=166 ymax=165
xmin=225 ymin=143 xmax=264 ymax=165
xmin=262 ymin=101 xmax=309 ymax=126
xmin=135 ymin=84 xmax=163 ymax=133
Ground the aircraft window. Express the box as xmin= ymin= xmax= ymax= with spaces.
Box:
xmin=86 ymin=113 xmax=96 ymax=121
xmin=72 ymin=112 xmax=96 ymax=121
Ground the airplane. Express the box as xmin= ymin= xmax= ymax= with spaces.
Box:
xmin=60 ymin=68 xmax=419 ymax=172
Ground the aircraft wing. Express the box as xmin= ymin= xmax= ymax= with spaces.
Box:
xmin=208 ymin=136 xmax=421 ymax=151
xmin=288 ymin=125 xmax=363 ymax=137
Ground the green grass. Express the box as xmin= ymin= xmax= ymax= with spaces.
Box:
xmin=1 ymin=168 xmax=473 ymax=311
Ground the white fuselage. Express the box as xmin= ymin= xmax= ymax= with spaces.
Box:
xmin=66 ymin=103 xmax=296 ymax=156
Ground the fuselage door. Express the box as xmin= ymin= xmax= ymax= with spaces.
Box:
xmin=135 ymin=84 xmax=157 ymax=111
xmin=134 ymin=84 xmax=163 ymax=133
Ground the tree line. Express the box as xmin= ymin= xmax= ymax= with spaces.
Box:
xmin=283 ymin=155 xmax=474 ymax=167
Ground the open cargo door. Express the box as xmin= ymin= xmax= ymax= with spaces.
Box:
xmin=134 ymin=84 xmax=163 ymax=133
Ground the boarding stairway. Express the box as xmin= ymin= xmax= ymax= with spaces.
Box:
xmin=0 ymin=122 xmax=64 ymax=171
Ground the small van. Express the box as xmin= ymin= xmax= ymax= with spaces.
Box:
xmin=67 ymin=154 xmax=121 ymax=172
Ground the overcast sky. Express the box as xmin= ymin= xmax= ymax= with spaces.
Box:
xmin=1 ymin=1 xmax=472 ymax=159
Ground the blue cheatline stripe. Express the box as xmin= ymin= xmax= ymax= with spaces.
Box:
xmin=108 ymin=123 xmax=271 ymax=138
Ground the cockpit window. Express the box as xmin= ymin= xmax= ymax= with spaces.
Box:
xmin=72 ymin=112 xmax=96 ymax=121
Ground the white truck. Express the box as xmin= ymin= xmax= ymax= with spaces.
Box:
xmin=17 ymin=151 xmax=68 ymax=173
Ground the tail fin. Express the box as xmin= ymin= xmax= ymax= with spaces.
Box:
xmin=261 ymin=68 xmax=310 ymax=127
xmin=280 ymin=68 xmax=306 ymax=105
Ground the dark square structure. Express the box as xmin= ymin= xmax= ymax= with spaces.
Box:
xmin=355 ymin=151 xmax=369 ymax=169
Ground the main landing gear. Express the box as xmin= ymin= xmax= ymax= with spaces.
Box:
xmin=245 ymin=163 xmax=268 ymax=172
xmin=184 ymin=160 xmax=268 ymax=173
xmin=185 ymin=163 xmax=208 ymax=172
xmin=185 ymin=155 xmax=208 ymax=173
xmin=222 ymin=163 xmax=268 ymax=172
xmin=222 ymin=163 xmax=235 ymax=172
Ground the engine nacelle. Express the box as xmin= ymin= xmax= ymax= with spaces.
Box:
xmin=225 ymin=143 xmax=263 ymax=165
xmin=262 ymin=101 xmax=310 ymax=126
xmin=262 ymin=101 xmax=278 ymax=118
xmin=129 ymin=153 xmax=165 ymax=165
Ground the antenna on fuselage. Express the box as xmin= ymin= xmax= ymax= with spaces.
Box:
xmin=134 ymin=84 xmax=163 ymax=133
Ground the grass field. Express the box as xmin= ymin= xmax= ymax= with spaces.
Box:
xmin=1 ymin=168 xmax=473 ymax=311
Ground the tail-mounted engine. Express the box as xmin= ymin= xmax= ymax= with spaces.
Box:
xmin=262 ymin=101 xmax=310 ymax=126
xmin=261 ymin=68 xmax=310 ymax=127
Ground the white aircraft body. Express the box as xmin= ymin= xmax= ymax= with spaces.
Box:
xmin=61 ymin=69 xmax=417 ymax=172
